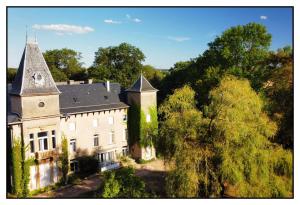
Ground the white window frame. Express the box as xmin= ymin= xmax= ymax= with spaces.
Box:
xmin=108 ymin=116 xmax=114 ymax=125
xmin=92 ymin=119 xmax=98 ymax=128
xmin=69 ymin=122 xmax=76 ymax=131
xmin=51 ymin=130 xmax=56 ymax=149
xmin=109 ymin=131 xmax=115 ymax=144
xmin=123 ymin=129 xmax=128 ymax=141
xmin=94 ymin=135 xmax=99 ymax=146
xmin=70 ymin=139 xmax=76 ymax=152
xmin=29 ymin=133 xmax=35 ymax=153
xmin=38 ymin=132 xmax=48 ymax=152
xmin=146 ymin=114 xmax=151 ymax=123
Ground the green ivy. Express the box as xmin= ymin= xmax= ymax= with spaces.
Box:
xmin=11 ymin=138 xmax=22 ymax=197
xmin=11 ymin=137 xmax=31 ymax=198
xmin=128 ymin=103 xmax=158 ymax=148
xmin=59 ymin=136 xmax=69 ymax=185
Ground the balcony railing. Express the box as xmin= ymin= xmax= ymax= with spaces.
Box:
xmin=35 ymin=150 xmax=59 ymax=160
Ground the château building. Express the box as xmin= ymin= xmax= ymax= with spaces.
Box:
xmin=7 ymin=41 xmax=158 ymax=191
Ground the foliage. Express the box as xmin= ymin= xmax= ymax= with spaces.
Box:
xmin=142 ymin=65 xmax=166 ymax=89
xmin=11 ymin=137 xmax=31 ymax=198
xmin=7 ymin=68 xmax=17 ymax=83
xmin=59 ymin=136 xmax=69 ymax=185
xmin=159 ymin=86 xmax=205 ymax=197
xmin=11 ymin=138 xmax=22 ymax=197
xmin=263 ymin=48 xmax=293 ymax=148
xmin=43 ymin=48 xmax=86 ymax=81
xmin=77 ymin=155 xmax=98 ymax=177
xmin=206 ymin=76 xmax=291 ymax=197
xmin=102 ymin=172 xmax=120 ymax=198
xmin=101 ymin=167 xmax=148 ymax=198
xmin=128 ymin=103 xmax=158 ymax=148
xmin=91 ymin=42 xmax=145 ymax=87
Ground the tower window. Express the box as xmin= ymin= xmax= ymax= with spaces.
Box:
xmin=146 ymin=114 xmax=151 ymax=123
xmin=123 ymin=114 xmax=127 ymax=122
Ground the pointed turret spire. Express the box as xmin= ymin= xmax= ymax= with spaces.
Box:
xmin=10 ymin=41 xmax=60 ymax=96
xmin=126 ymin=73 xmax=158 ymax=92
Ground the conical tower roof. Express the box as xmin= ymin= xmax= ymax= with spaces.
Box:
xmin=10 ymin=41 xmax=60 ymax=96
xmin=126 ymin=74 xmax=158 ymax=92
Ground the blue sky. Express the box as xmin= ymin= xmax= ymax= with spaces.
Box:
xmin=8 ymin=7 xmax=292 ymax=69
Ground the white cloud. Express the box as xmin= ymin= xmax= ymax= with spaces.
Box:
xmin=104 ymin=19 xmax=122 ymax=24
xmin=32 ymin=24 xmax=94 ymax=35
xmin=133 ymin=18 xmax=142 ymax=23
xmin=260 ymin=15 xmax=268 ymax=20
xmin=126 ymin=14 xmax=142 ymax=23
xmin=167 ymin=36 xmax=190 ymax=42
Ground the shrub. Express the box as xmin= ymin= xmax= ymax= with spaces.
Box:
xmin=77 ymin=156 xmax=98 ymax=177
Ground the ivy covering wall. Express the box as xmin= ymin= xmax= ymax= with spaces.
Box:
xmin=11 ymin=137 xmax=31 ymax=197
xmin=128 ymin=103 xmax=158 ymax=148
xmin=59 ymin=136 xmax=69 ymax=185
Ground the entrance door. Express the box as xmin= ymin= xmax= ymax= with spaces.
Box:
xmin=39 ymin=163 xmax=51 ymax=188
xmin=30 ymin=165 xmax=37 ymax=190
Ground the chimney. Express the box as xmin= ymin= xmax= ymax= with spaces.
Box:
xmin=106 ymin=80 xmax=110 ymax=92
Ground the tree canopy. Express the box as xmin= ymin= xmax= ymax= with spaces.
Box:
xmin=89 ymin=43 xmax=145 ymax=87
xmin=43 ymin=48 xmax=86 ymax=82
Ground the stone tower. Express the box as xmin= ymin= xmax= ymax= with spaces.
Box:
xmin=9 ymin=41 xmax=61 ymax=160
xmin=126 ymin=74 xmax=158 ymax=160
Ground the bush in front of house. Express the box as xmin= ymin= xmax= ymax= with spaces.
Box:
xmin=101 ymin=167 xmax=149 ymax=198
xmin=77 ymin=156 xmax=99 ymax=177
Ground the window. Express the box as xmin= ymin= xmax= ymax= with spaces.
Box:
xmin=108 ymin=116 xmax=114 ymax=125
xmin=92 ymin=119 xmax=98 ymax=128
xmin=146 ymin=114 xmax=151 ymax=123
xmin=70 ymin=139 xmax=76 ymax=152
xmin=123 ymin=129 xmax=128 ymax=141
xmin=69 ymin=122 xmax=76 ymax=131
xmin=29 ymin=133 xmax=35 ymax=153
xmin=109 ymin=131 xmax=115 ymax=144
xmin=94 ymin=135 xmax=99 ymax=146
xmin=108 ymin=151 xmax=114 ymax=161
xmin=122 ymin=146 xmax=129 ymax=156
xmin=70 ymin=160 xmax=79 ymax=172
xmin=38 ymin=132 xmax=48 ymax=151
xmin=51 ymin=130 xmax=56 ymax=149
xmin=123 ymin=114 xmax=127 ymax=122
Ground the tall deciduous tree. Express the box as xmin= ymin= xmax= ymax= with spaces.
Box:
xmin=159 ymin=86 xmax=205 ymax=197
xmin=206 ymin=76 xmax=292 ymax=197
xmin=43 ymin=48 xmax=85 ymax=81
xmin=91 ymin=43 xmax=145 ymax=87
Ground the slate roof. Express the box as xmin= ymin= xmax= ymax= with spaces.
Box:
xmin=7 ymin=82 xmax=129 ymax=122
xmin=10 ymin=42 xmax=60 ymax=96
xmin=58 ymin=82 xmax=129 ymax=115
xmin=126 ymin=74 xmax=158 ymax=92
xmin=7 ymin=84 xmax=21 ymax=124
